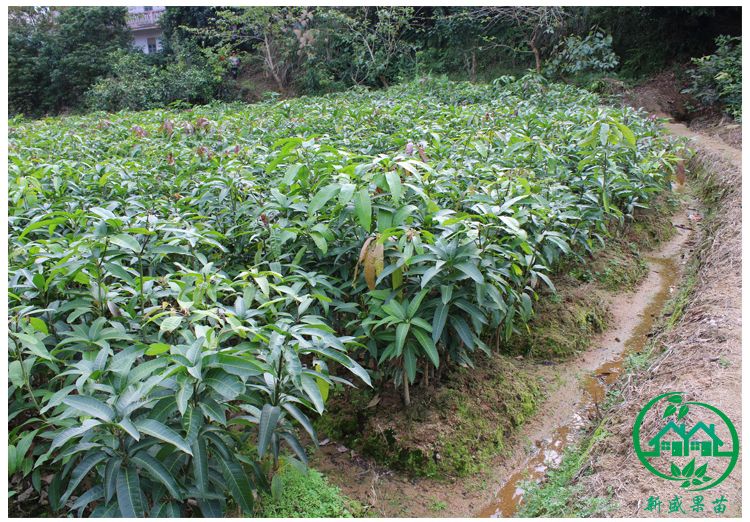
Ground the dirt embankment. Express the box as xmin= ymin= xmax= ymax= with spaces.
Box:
xmin=624 ymin=71 xmax=741 ymax=148
xmin=571 ymin=115 xmax=742 ymax=517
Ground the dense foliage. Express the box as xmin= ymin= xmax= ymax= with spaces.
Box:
xmin=581 ymin=6 xmax=741 ymax=77
xmin=9 ymin=6 xmax=740 ymax=116
xmin=86 ymin=51 xmax=223 ymax=112
xmin=8 ymin=6 xmax=131 ymax=116
xmin=683 ymin=36 xmax=742 ymax=121
xmin=545 ymin=30 xmax=619 ymax=78
xmin=8 ymin=76 xmax=682 ymax=515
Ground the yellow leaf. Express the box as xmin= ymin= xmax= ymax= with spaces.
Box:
xmin=364 ymin=242 xmax=384 ymax=290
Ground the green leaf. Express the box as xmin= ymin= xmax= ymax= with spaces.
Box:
xmin=413 ymin=328 xmax=439 ymax=367
xmin=152 ymin=502 xmax=182 ymax=517
xmin=110 ymin=234 xmax=141 ymax=253
xmin=192 ymin=438 xmax=209 ymax=495
xmin=218 ymin=455 xmax=255 ymax=514
xmin=271 ymin=473 xmax=283 ymax=500
xmin=282 ymin=163 xmax=303 ymax=185
xmin=70 ymin=485 xmax=103 ymax=516
xmin=615 ymin=121 xmax=636 ymax=147
xmin=282 ymin=403 xmax=318 ymax=446
xmin=13 ymin=332 xmax=53 ymax=361
xmin=432 ymin=303 xmax=449 ymax=342
xmin=450 ymin=316 xmax=475 ymax=349
xmin=354 ymin=188 xmax=372 ymax=232
xmin=695 ymin=462 xmax=708 ymax=478
xmin=176 ymin=380 xmax=193 ymax=416
xmin=205 ymin=373 xmax=244 ymax=400
xmin=671 ymin=463 xmax=681 ymax=477
xmin=310 ymin=231 xmax=328 ymax=254
xmin=258 ymin=404 xmax=281 ymax=459
xmin=214 ymin=354 xmax=264 ymax=378
xmin=301 ymin=375 xmax=325 ymax=414
xmin=132 ymin=453 xmax=182 ymax=500
xmin=146 ymin=343 xmax=171 ymax=356
xmin=50 ymin=419 xmax=102 ymax=451
xmin=116 ymin=465 xmax=146 ymax=517
xmin=395 ymin=323 xmax=410 ymax=356
xmin=104 ymin=457 xmax=122 ymax=503
xmin=308 ymin=184 xmax=340 ymax=214
xmin=135 ymin=419 xmax=192 ymax=455
xmin=63 ymin=395 xmax=115 ymax=422
xmin=599 ymin=122 xmax=610 ymax=146
xmin=182 ymin=405 xmax=203 ymax=447
xmin=118 ymin=417 xmax=140 ymax=441
xmin=421 ymin=262 xmax=445 ymax=288
xmin=28 ymin=316 xmax=48 ymax=334
xmin=406 ymin=289 xmax=429 ymax=318
xmin=160 ymin=316 xmax=182 ymax=334
xmin=403 ymin=346 xmax=417 ymax=383
xmin=9 ymin=361 xmax=23 ymax=387
xmin=338 ymin=183 xmax=356 ymax=205
xmin=199 ymin=398 xmax=226 ymax=425
xmin=60 ymin=451 xmax=107 ymax=505
xmin=385 ymin=171 xmax=403 ymax=203
xmin=455 ymin=262 xmax=484 ymax=283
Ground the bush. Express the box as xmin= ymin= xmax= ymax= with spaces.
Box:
xmin=683 ymin=35 xmax=742 ymax=121
xmin=86 ymin=51 xmax=222 ymax=112
xmin=545 ymin=30 xmax=619 ymax=78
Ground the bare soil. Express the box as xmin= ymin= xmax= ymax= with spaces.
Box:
xmin=625 ymin=70 xmax=741 ymax=148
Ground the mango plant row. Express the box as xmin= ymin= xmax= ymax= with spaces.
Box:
xmin=8 ymin=75 xmax=681 ymax=516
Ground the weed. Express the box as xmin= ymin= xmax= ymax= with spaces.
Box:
xmin=257 ymin=464 xmax=366 ymax=517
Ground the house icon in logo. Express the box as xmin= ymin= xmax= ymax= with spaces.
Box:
xmin=644 ymin=421 xmax=732 ymax=458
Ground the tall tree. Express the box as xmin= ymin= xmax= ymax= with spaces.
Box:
xmin=8 ymin=6 xmax=131 ymax=115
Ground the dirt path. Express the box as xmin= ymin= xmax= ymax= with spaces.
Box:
xmin=313 ymin=185 xmax=699 ymax=517
xmin=566 ymin=117 xmax=742 ymax=517
xmin=477 ymin=196 xmax=696 ymax=517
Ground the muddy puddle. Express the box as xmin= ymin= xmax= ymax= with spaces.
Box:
xmin=478 ymin=219 xmax=690 ymax=517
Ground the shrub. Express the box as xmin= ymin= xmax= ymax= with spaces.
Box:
xmin=683 ymin=35 xmax=742 ymax=121
xmin=86 ymin=51 xmax=222 ymax=112
xmin=545 ymin=30 xmax=619 ymax=78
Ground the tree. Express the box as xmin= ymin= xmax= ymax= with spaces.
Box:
xmin=468 ymin=7 xmax=569 ymax=73
xmin=159 ymin=6 xmax=220 ymax=53
xmin=8 ymin=6 xmax=131 ymax=115
xmin=311 ymin=7 xmax=417 ymax=88
xmin=8 ymin=7 xmax=57 ymax=115
xmin=51 ymin=7 xmax=132 ymax=109
xmin=196 ymin=7 xmax=312 ymax=91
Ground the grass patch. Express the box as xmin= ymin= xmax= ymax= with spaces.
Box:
xmin=507 ymin=287 xmax=609 ymax=358
xmin=515 ymin=426 xmax=615 ymax=517
xmin=257 ymin=464 xmax=366 ymax=517
xmin=316 ymin=353 xmax=541 ymax=478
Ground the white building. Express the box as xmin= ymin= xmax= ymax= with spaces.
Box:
xmin=127 ymin=6 xmax=165 ymax=54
